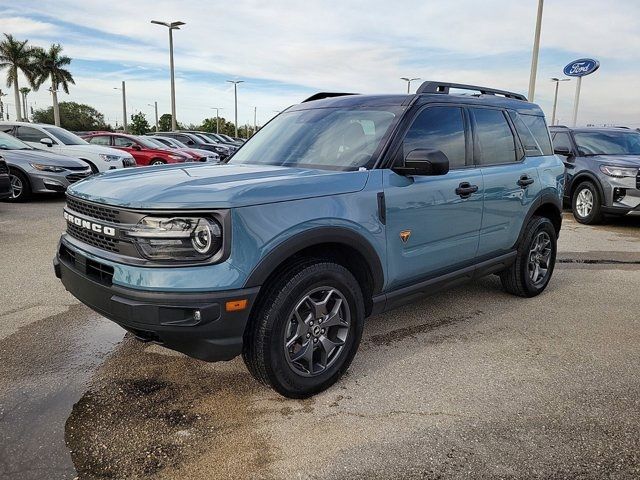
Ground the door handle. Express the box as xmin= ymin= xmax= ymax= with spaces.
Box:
xmin=455 ymin=182 xmax=479 ymax=198
xmin=517 ymin=175 xmax=535 ymax=188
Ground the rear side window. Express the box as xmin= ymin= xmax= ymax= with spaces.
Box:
xmin=88 ymin=135 xmax=111 ymax=146
xmin=114 ymin=137 xmax=136 ymax=147
xmin=403 ymin=106 xmax=467 ymax=169
xmin=520 ymin=114 xmax=553 ymax=155
xmin=471 ymin=108 xmax=517 ymax=165
xmin=16 ymin=126 xmax=48 ymax=143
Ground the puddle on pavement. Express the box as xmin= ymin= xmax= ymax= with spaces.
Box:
xmin=0 ymin=304 xmax=124 ymax=479
xmin=65 ymin=337 xmax=271 ymax=479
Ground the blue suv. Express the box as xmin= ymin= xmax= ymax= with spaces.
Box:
xmin=54 ymin=81 xmax=564 ymax=398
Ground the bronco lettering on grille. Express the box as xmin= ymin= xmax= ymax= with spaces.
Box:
xmin=63 ymin=210 xmax=116 ymax=237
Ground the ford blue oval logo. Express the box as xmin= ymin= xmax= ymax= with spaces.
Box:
xmin=563 ymin=58 xmax=600 ymax=77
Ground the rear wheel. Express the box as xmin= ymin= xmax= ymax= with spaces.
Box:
xmin=500 ymin=216 xmax=557 ymax=298
xmin=7 ymin=169 xmax=31 ymax=202
xmin=243 ymin=261 xmax=364 ymax=398
xmin=572 ymin=181 xmax=602 ymax=224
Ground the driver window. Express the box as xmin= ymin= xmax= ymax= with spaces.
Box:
xmin=16 ymin=126 xmax=49 ymax=143
xmin=403 ymin=107 xmax=467 ymax=169
xmin=114 ymin=136 xmax=136 ymax=147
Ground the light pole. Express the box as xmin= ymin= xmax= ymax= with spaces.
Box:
xmin=113 ymin=81 xmax=127 ymax=132
xmin=253 ymin=106 xmax=257 ymax=137
xmin=151 ymin=20 xmax=185 ymax=131
xmin=226 ymin=80 xmax=244 ymax=137
xmin=148 ymin=102 xmax=159 ymax=131
xmin=527 ymin=0 xmax=544 ymax=101
xmin=210 ymin=107 xmax=223 ymax=133
xmin=550 ymin=78 xmax=570 ymax=126
xmin=400 ymin=77 xmax=420 ymax=94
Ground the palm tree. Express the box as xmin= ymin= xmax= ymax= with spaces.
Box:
xmin=33 ymin=44 xmax=74 ymax=126
xmin=0 ymin=34 xmax=38 ymax=121
xmin=19 ymin=87 xmax=30 ymax=121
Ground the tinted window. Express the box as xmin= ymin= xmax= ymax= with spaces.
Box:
xmin=402 ymin=106 xmax=466 ymax=169
xmin=88 ymin=135 xmax=111 ymax=146
xmin=16 ymin=126 xmax=49 ymax=143
xmin=573 ymin=131 xmax=640 ymax=155
xmin=471 ymin=108 xmax=517 ymax=165
xmin=520 ymin=114 xmax=553 ymax=155
xmin=113 ymin=136 xmax=136 ymax=147
xmin=551 ymin=132 xmax=573 ymax=152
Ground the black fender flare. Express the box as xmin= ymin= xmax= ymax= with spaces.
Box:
xmin=513 ymin=192 xmax=563 ymax=247
xmin=567 ymin=171 xmax=606 ymax=205
xmin=243 ymin=226 xmax=385 ymax=295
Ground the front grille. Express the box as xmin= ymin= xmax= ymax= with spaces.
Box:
xmin=66 ymin=172 xmax=91 ymax=183
xmin=636 ymin=172 xmax=640 ymax=189
xmin=123 ymin=157 xmax=137 ymax=167
xmin=67 ymin=222 xmax=119 ymax=252
xmin=66 ymin=197 xmax=121 ymax=223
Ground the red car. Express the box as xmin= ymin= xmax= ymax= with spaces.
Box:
xmin=83 ymin=133 xmax=191 ymax=166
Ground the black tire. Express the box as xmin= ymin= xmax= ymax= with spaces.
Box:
xmin=571 ymin=181 xmax=602 ymax=224
xmin=150 ymin=159 xmax=166 ymax=166
xmin=6 ymin=169 xmax=31 ymax=202
xmin=242 ymin=260 xmax=364 ymax=398
xmin=81 ymin=159 xmax=99 ymax=174
xmin=500 ymin=216 xmax=557 ymax=298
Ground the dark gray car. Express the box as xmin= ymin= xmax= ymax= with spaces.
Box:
xmin=550 ymin=126 xmax=640 ymax=224
xmin=0 ymin=132 xmax=92 ymax=201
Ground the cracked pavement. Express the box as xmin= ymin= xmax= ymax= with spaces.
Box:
xmin=0 ymin=199 xmax=639 ymax=479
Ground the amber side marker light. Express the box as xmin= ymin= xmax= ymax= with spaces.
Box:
xmin=226 ymin=299 xmax=248 ymax=312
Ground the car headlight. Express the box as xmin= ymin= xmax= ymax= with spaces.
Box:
xmin=125 ymin=217 xmax=223 ymax=261
xmin=599 ymin=165 xmax=638 ymax=178
xmin=99 ymin=154 xmax=122 ymax=162
xmin=214 ymin=146 xmax=229 ymax=154
xmin=30 ymin=163 xmax=66 ymax=172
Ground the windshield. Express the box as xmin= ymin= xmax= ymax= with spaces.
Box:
xmin=229 ymin=106 xmax=401 ymax=170
xmin=0 ymin=132 xmax=32 ymax=150
xmin=194 ymin=133 xmax=215 ymax=144
xmin=136 ymin=136 xmax=166 ymax=149
xmin=574 ymin=131 xmax=640 ymax=156
xmin=219 ymin=134 xmax=234 ymax=142
xmin=42 ymin=126 xmax=88 ymax=145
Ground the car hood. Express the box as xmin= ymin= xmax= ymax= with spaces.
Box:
xmin=0 ymin=149 xmax=88 ymax=168
xmin=62 ymin=144 xmax=131 ymax=157
xmin=67 ymin=163 xmax=369 ymax=209
xmin=591 ymin=154 xmax=640 ymax=167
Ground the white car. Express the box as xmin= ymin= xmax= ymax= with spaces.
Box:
xmin=0 ymin=122 xmax=136 ymax=172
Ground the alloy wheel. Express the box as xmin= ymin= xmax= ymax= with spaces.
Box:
xmin=528 ymin=231 xmax=552 ymax=286
xmin=9 ymin=174 xmax=23 ymax=199
xmin=283 ymin=286 xmax=351 ymax=377
xmin=575 ymin=188 xmax=593 ymax=218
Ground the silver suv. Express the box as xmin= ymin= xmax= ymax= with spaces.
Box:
xmin=550 ymin=126 xmax=640 ymax=224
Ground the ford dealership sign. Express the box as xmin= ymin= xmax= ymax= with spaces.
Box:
xmin=563 ymin=58 xmax=600 ymax=77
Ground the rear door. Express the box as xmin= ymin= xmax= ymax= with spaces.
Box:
xmin=470 ymin=108 xmax=541 ymax=257
xmin=383 ymin=105 xmax=484 ymax=290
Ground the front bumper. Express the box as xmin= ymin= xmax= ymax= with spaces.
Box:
xmin=54 ymin=246 xmax=260 ymax=362
xmin=28 ymin=170 xmax=90 ymax=193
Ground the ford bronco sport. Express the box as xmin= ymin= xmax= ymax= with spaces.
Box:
xmin=54 ymin=81 xmax=564 ymax=398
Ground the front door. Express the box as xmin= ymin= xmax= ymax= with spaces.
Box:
xmin=383 ymin=105 xmax=484 ymax=290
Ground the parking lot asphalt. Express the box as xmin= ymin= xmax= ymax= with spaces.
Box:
xmin=0 ymin=198 xmax=639 ymax=479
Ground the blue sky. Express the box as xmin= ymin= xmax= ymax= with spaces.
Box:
xmin=2 ymin=0 xmax=640 ymax=127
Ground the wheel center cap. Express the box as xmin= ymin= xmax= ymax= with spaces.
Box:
xmin=312 ymin=325 xmax=322 ymax=337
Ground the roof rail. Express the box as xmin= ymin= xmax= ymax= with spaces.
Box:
xmin=416 ymin=81 xmax=527 ymax=101
xmin=302 ymin=92 xmax=358 ymax=103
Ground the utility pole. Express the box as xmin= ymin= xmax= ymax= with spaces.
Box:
xmin=148 ymin=102 xmax=159 ymax=131
xmin=253 ymin=106 xmax=257 ymax=137
xmin=527 ymin=0 xmax=544 ymax=101
xmin=0 ymin=90 xmax=5 ymax=121
xmin=226 ymin=80 xmax=244 ymax=137
xmin=211 ymin=107 xmax=222 ymax=133
xmin=151 ymin=20 xmax=185 ymax=131
xmin=114 ymin=81 xmax=127 ymax=132
xmin=550 ymin=78 xmax=570 ymax=126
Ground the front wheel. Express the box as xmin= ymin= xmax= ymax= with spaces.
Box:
xmin=7 ymin=169 xmax=31 ymax=202
xmin=150 ymin=159 xmax=166 ymax=166
xmin=500 ymin=216 xmax=557 ymax=298
xmin=572 ymin=181 xmax=602 ymax=224
xmin=242 ymin=261 xmax=364 ymax=398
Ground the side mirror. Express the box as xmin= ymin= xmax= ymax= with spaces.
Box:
xmin=40 ymin=137 xmax=54 ymax=147
xmin=394 ymin=149 xmax=450 ymax=176
xmin=554 ymin=146 xmax=572 ymax=157
xmin=131 ymin=144 xmax=142 ymax=151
